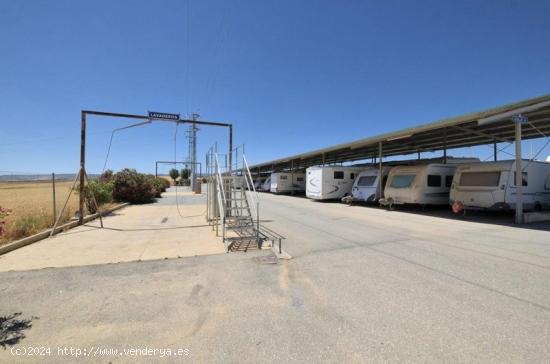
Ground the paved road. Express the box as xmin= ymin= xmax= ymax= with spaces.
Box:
xmin=1 ymin=191 xmax=549 ymax=363
xmin=257 ymin=193 xmax=550 ymax=363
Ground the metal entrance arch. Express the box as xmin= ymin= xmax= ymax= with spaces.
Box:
xmin=78 ymin=110 xmax=233 ymax=225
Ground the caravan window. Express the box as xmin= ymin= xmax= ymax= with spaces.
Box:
xmin=280 ymin=175 xmax=288 ymax=180
xmin=334 ymin=171 xmax=344 ymax=179
xmin=427 ymin=175 xmax=441 ymax=187
xmin=297 ymin=177 xmax=304 ymax=182
xmin=513 ymin=172 xmax=528 ymax=186
xmin=357 ymin=176 xmax=377 ymax=186
xmin=445 ymin=175 xmax=454 ymax=188
xmin=350 ymin=173 xmax=356 ymax=180
xmin=390 ymin=175 xmax=415 ymax=188
xmin=459 ymin=172 xmax=500 ymax=187
xmin=545 ymin=176 xmax=550 ymax=190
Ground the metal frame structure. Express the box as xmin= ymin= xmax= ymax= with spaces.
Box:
xmin=205 ymin=144 xmax=285 ymax=252
xmin=250 ymin=94 xmax=550 ymax=224
xmin=78 ymin=110 xmax=232 ymax=225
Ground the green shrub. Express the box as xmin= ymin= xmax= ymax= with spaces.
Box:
xmin=146 ymin=175 xmax=170 ymax=198
xmin=112 ymin=169 xmax=156 ymax=204
xmin=83 ymin=181 xmax=113 ymax=213
xmin=100 ymin=169 xmax=114 ymax=183
xmin=14 ymin=215 xmax=47 ymax=237
xmin=157 ymin=177 xmax=170 ymax=191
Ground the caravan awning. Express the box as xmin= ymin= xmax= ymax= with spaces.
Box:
xmin=250 ymin=94 xmax=550 ymax=172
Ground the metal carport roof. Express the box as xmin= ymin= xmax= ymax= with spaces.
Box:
xmin=250 ymin=94 xmax=550 ymax=172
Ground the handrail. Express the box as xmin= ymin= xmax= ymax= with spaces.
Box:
xmin=243 ymin=154 xmax=260 ymax=243
xmin=213 ymin=153 xmax=227 ymax=222
xmin=257 ymin=224 xmax=286 ymax=240
xmin=243 ymin=154 xmax=257 ymax=194
xmin=243 ymin=154 xmax=259 ymax=218
xmin=214 ymin=154 xmax=227 ymax=204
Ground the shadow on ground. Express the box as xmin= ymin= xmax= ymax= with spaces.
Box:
xmin=0 ymin=312 xmax=37 ymax=349
xmin=263 ymin=192 xmax=550 ymax=232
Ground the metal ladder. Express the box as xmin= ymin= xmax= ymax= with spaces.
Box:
xmin=206 ymin=146 xmax=285 ymax=253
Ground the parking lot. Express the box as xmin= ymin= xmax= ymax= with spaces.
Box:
xmin=1 ymin=191 xmax=550 ymax=362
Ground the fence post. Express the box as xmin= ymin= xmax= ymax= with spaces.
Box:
xmin=52 ymin=172 xmax=56 ymax=225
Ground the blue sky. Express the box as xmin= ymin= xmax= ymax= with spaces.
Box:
xmin=1 ymin=0 xmax=549 ymax=174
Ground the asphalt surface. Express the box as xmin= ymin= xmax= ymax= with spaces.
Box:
xmin=1 ymin=191 xmax=550 ymax=363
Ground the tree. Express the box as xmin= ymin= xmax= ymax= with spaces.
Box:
xmin=100 ymin=169 xmax=114 ymax=183
xmin=180 ymin=168 xmax=190 ymax=180
xmin=169 ymin=168 xmax=180 ymax=184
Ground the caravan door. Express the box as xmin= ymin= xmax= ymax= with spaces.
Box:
xmin=306 ymin=168 xmax=323 ymax=199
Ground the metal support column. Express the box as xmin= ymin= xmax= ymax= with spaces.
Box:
xmin=189 ymin=113 xmax=199 ymax=191
xmin=79 ymin=111 xmax=86 ymax=225
xmin=378 ymin=142 xmax=383 ymax=196
xmin=228 ymin=125 xmax=233 ymax=175
xmin=513 ymin=115 xmax=525 ymax=224
xmin=494 ymin=140 xmax=498 ymax=161
xmin=52 ymin=173 xmax=56 ymax=225
xmin=443 ymin=128 xmax=447 ymax=164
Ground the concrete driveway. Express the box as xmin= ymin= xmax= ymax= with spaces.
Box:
xmin=1 ymin=191 xmax=549 ymax=363
xmin=0 ymin=188 xmax=224 ymax=271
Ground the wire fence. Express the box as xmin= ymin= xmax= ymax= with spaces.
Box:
xmin=0 ymin=172 xmax=81 ymax=245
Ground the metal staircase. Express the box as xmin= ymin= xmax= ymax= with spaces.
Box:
xmin=206 ymin=146 xmax=284 ymax=253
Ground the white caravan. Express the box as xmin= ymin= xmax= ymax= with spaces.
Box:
xmin=306 ymin=166 xmax=366 ymax=200
xmin=259 ymin=176 xmax=271 ymax=192
xmin=270 ymin=172 xmax=306 ymax=194
xmin=450 ymin=160 xmax=550 ymax=211
xmin=253 ymin=177 xmax=266 ymax=190
xmin=351 ymin=167 xmax=392 ymax=203
xmin=381 ymin=164 xmax=457 ymax=207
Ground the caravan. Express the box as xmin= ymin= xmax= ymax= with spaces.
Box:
xmin=348 ymin=158 xmax=477 ymax=204
xmin=306 ymin=166 xmax=366 ymax=200
xmin=258 ymin=176 xmax=271 ymax=192
xmin=253 ymin=177 xmax=266 ymax=190
xmin=351 ymin=167 xmax=392 ymax=203
xmin=381 ymin=164 xmax=457 ymax=207
xmin=270 ymin=172 xmax=305 ymax=194
xmin=450 ymin=160 xmax=550 ymax=211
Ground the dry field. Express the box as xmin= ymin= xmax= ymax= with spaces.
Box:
xmin=0 ymin=180 xmax=79 ymax=245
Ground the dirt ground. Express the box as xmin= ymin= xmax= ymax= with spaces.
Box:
xmin=0 ymin=180 xmax=79 ymax=244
